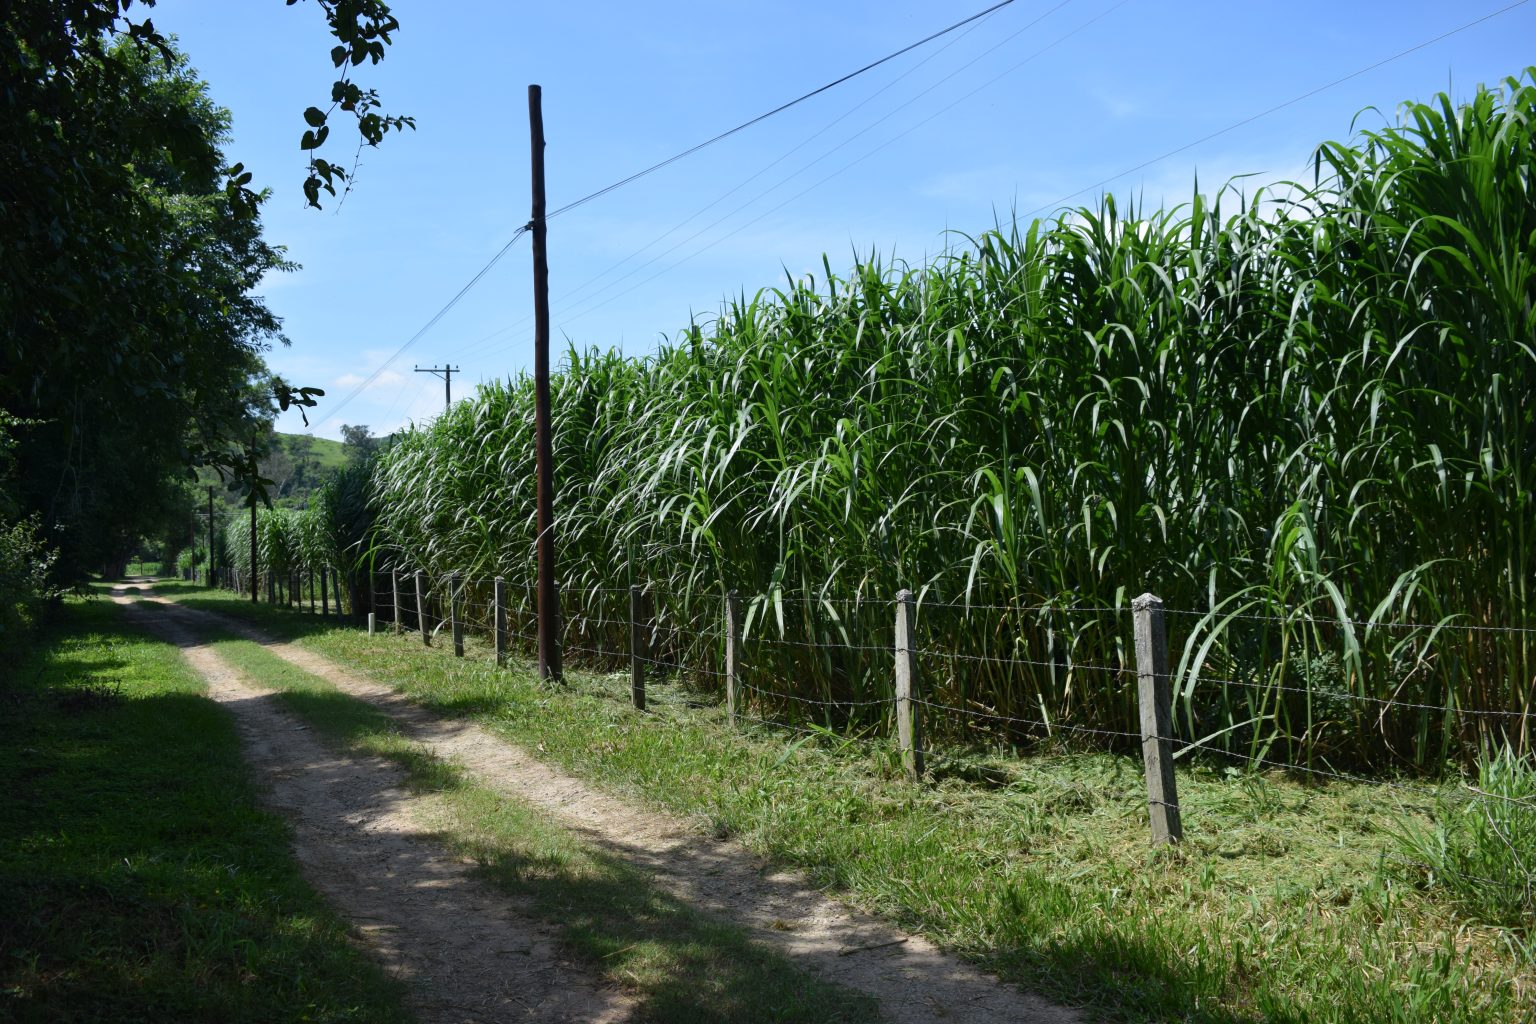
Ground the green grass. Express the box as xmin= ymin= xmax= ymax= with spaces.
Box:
xmin=162 ymin=586 xmax=1536 ymax=1023
xmin=1388 ymin=745 xmax=1536 ymax=932
xmin=0 ymin=598 xmax=410 ymax=1024
xmin=277 ymin=431 xmax=348 ymax=474
xmin=202 ymin=632 xmax=878 ymax=1023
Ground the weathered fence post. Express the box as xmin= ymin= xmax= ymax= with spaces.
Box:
xmin=367 ymin=570 xmax=376 ymax=624
xmin=307 ymin=571 xmax=315 ymax=613
xmin=630 ymin=585 xmax=649 ymax=711
xmin=266 ymin=572 xmax=276 ymax=606
xmin=450 ymin=572 xmax=464 ymax=657
xmin=1133 ymin=592 xmax=1182 ymax=843
xmin=493 ymin=576 xmax=508 ymax=667
xmin=894 ymin=589 xmax=924 ymax=781
xmin=320 ymin=568 xmax=329 ymax=618
xmin=725 ymin=590 xmax=741 ymax=726
xmin=415 ymin=570 xmax=429 ymax=646
xmin=391 ymin=569 xmax=402 ymax=634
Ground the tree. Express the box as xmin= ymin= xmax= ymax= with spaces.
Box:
xmin=0 ymin=1 xmax=414 ymax=588
xmin=340 ymin=424 xmax=383 ymax=466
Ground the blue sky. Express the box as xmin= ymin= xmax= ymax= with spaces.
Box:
xmin=146 ymin=0 xmax=1536 ymax=440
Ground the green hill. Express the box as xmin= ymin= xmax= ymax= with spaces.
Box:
xmin=282 ymin=432 xmax=348 ymax=473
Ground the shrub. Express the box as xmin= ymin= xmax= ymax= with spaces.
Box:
xmin=0 ymin=515 xmax=57 ymax=661
xmin=1392 ymin=745 xmax=1536 ymax=932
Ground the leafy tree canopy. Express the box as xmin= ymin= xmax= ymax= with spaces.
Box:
xmin=0 ymin=0 xmax=411 ymax=582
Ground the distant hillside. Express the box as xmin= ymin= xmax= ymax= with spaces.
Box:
xmin=258 ymin=432 xmax=351 ymax=506
xmin=282 ymin=432 xmax=348 ymax=473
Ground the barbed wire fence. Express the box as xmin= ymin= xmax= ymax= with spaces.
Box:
xmin=196 ymin=561 xmax=1535 ymax=906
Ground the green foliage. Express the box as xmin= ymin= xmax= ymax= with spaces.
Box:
xmin=1 ymin=1 xmax=412 ymax=584
xmin=0 ymin=413 xmax=56 ymax=655
xmin=1391 ymin=745 xmax=1536 ymax=932
xmin=370 ymin=70 xmax=1536 ymax=772
xmin=1 ymin=27 xmax=287 ymax=580
xmin=0 ymin=600 xmax=410 ymax=1021
xmin=0 ymin=515 xmax=57 ymax=660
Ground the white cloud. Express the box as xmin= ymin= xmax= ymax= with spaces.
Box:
xmin=333 ymin=368 xmax=408 ymax=392
xmin=1093 ymin=90 xmax=1141 ymax=119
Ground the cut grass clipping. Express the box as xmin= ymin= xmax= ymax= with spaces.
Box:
xmin=0 ymin=599 xmax=409 ymax=1024
xmin=206 ymin=632 xmax=879 ymax=1024
xmin=163 ymin=587 xmax=1536 ymax=1024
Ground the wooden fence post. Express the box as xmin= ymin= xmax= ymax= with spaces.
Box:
xmin=266 ymin=572 xmax=275 ymax=605
xmin=450 ymin=572 xmax=464 ymax=657
xmin=725 ymin=590 xmax=741 ymax=726
xmin=320 ymin=568 xmax=329 ymax=618
xmin=494 ymin=576 xmax=508 ymax=667
xmin=415 ymin=570 xmax=429 ymax=646
xmin=1133 ymin=592 xmax=1182 ymax=843
xmin=630 ymin=585 xmax=649 ymax=711
xmin=894 ymin=589 xmax=923 ymax=781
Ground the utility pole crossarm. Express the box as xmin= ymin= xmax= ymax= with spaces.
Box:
xmin=414 ymin=364 xmax=461 ymax=413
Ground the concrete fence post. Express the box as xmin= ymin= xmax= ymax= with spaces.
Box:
xmin=415 ymin=570 xmax=429 ymax=646
xmin=894 ymin=589 xmax=924 ymax=781
xmin=450 ymin=572 xmax=464 ymax=657
xmin=392 ymin=569 xmax=402 ymax=634
xmin=725 ymin=590 xmax=741 ymax=726
xmin=1133 ymin=592 xmax=1182 ymax=844
xmin=494 ymin=576 xmax=508 ymax=667
xmin=630 ymin=585 xmax=649 ymax=711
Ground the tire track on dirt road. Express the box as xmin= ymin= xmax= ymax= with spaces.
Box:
xmin=114 ymin=592 xmax=634 ymax=1024
xmin=130 ymin=589 xmax=1080 ymax=1024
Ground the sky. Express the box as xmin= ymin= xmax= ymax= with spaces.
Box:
xmin=144 ymin=0 xmax=1536 ymax=441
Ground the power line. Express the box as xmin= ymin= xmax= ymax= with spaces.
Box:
xmin=452 ymin=0 xmax=1044 ymax=364
xmin=319 ymin=0 xmax=1530 ymax=426
xmin=545 ymin=0 xmax=1022 ymax=221
xmin=479 ymin=0 xmax=1531 ymax=363
xmin=311 ymin=226 xmax=528 ymax=430
xmin=1020 ymin=0 xmax=1533 ymax=218
xmin=477 ymin=0 xmax=1129 ymax=359
xmin=312 ymin=0 xmax=1028 ymax=429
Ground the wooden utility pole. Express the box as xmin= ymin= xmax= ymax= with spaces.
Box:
xmin=249 ymin=435 xmax=259 ymax=603
xmin=414 ymin=365 xmax=460 ymax=413
xmin=529 ymin=84 xmax=561 ymax=681
xmin=249 ymin=498 xmax=257 ymax=604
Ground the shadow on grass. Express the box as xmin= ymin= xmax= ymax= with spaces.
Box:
xmin=0 ymin=606 xmax=408 ymax=1023
xmin=136 ymin=589 xmax=1436 ymax=1024
xmin=269 ymin=684 xmax=880 ymax=1024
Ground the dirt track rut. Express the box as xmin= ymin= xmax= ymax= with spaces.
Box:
xmin=123 ymin=586 xmax=1080 ymax=1024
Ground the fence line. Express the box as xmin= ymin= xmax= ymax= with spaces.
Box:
xmin=201 ymin=563 xmax=1536 ymax=843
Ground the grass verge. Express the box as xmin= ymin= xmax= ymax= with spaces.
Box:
xmin=166 ymin=585 xmax=1536 ymax=1023
xmin=0 ymin=598 xmax=410 ymax=1024
xmin=203 ymin=632 xmax=878 ymax=1024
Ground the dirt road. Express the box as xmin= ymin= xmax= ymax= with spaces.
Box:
xmin=118 ymin=585 xmax=1080 ymax=1024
